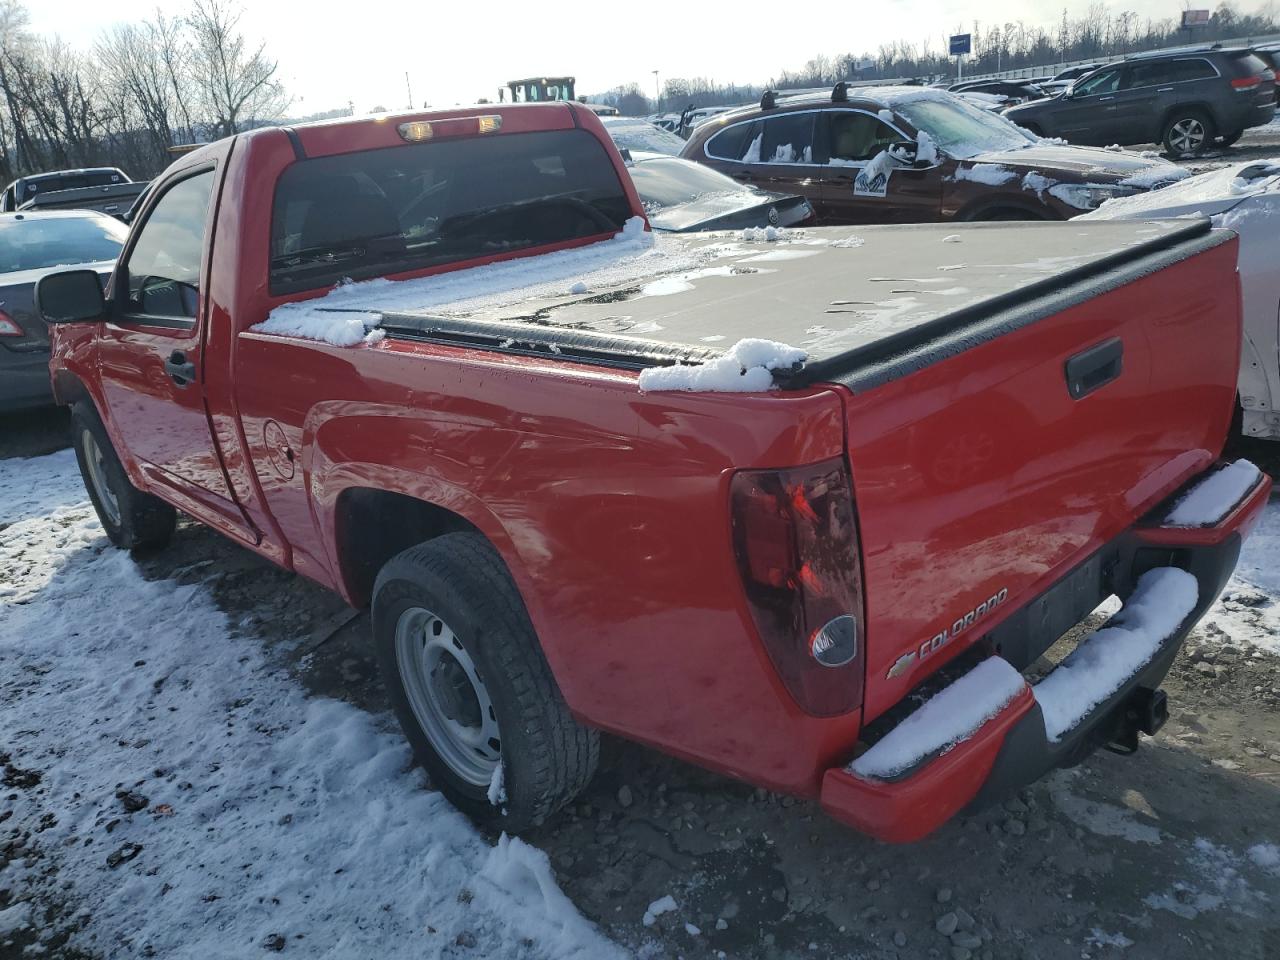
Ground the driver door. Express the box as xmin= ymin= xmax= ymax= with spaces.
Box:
xmin=816 ymin=109 xmax=943 ymax=224
xmin=96 ymin=164 xmax=254 ymax=543
xmin=1051 ymin=68 xmax=1125 ymax=144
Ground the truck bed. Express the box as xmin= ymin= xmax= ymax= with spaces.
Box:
xmin=355 ymin=218 xmax=1224 ymax=387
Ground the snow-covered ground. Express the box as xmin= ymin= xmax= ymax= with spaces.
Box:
xmin=0 ymin=450 xmax=624 ymax=959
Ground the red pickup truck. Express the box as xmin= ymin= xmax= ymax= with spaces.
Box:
xmin=34 ymin=104 xmax=1269 ymax=842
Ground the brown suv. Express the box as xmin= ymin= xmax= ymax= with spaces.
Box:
xmin=679 ymin=84 xmax=1190 ymax=223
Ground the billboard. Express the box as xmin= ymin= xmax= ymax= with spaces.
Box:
xmin=1182 ymin=9 xmax=1211 ymax=27
xmin=949 ymin=33 xmax=972 ymax=56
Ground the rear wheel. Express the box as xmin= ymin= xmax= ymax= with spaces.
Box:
xmin=372 ymin=533 xmax=598 ymax=831
xmin=71 ymin=402 xmax=175 ymax=551
xmin=1162 ymin=111 xmax=1214 ymax=158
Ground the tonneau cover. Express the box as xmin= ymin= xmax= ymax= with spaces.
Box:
xmin=364 ymin=219 xmax=1222 ymax=385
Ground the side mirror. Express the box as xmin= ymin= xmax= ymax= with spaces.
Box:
xmin=886 ymin=140 xmax=920 ymax=166
xmin=35 ymin=269 xmax=106 ymax=325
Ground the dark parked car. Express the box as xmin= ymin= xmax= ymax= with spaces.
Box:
xmin=2 ymin=167 xmax=148 ymax=219
xmin=625 ymin=151 xmax=812 ymax=231
xmin=0 ymin=210 xmax=124 ymax=411
xmin=1005 ymin=46 xmax=1277 ymax=156
xmin=680 ymin=84 xmax=1188 ymax=224
xmin=948 ymin=80 xmax=1046 ymax=105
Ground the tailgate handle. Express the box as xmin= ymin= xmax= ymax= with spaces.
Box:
xmin=1065 ymin=338 xmax=1123 ymax=400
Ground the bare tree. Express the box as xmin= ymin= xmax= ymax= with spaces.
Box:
xmin=186 ymin=0 xmax=289 ymax=137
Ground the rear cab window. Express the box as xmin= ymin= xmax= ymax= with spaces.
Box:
xmin=269 ymin=129 xmax=632 ymax=295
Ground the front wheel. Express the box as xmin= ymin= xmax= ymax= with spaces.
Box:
xmin=1162 ymin=111 xmax=1215 ymax=158
xmin=372 ymin=533 xmax=598 ymax=832
xmin=71 ymin=402 xmax=175 ymax=550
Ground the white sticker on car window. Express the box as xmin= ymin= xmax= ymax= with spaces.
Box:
xmin=853 ymin=167 xmax=891 ymax=198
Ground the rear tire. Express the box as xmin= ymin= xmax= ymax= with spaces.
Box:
xmin=372 ymin=533 xmax=599 ymax=832
xmin=1162 ymin=111 xmax=1215 ymax=158
xmin=71 ymin=402 xmax=175 ymax=551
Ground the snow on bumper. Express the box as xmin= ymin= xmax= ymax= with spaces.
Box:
xmin=820 ymin=462 xmax=1271 ymax=843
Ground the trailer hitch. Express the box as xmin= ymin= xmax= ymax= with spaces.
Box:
xmin=1104 ymin=687 xmax=1168 ymax=755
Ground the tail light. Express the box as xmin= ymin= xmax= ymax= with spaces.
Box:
xmin=730 ymin=457 xmax=865 ymax=716
xmin=1232 ymin=76 xmax=1263 ymax=90
xmin=0 ymin=310 xmax=22 ymax=336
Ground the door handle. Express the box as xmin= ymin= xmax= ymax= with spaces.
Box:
xmin=1158 ymin=87 xmax=1174 ymax=92
xmin=1065 ymin=337 xmax=1123 ymax=400
xmin=1098 ymin=96 xmax=1115 ymax=101
xmin=164 ymin=350 xmax=197 ymax=387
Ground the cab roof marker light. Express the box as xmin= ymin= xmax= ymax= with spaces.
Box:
xmin=397 ymin=115 xmax=502 ymax=143
xmin=397 ymin=121 xmax=434 ymax=142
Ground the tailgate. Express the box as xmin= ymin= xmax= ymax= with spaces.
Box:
xmin=839 ymin=230 xmax=1241 ymax=723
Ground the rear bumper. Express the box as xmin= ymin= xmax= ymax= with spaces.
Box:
xmin=819 ymin=461 xmax=1270 ymax=843
xmin=0 ymin=348 xmax=54 ymax=412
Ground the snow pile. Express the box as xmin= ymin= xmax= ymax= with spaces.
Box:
xmin=251 ymin=308 xmax=383 ymax=347
xmin=1164 ymin=460 xmax=1261 ymax=527
xmin=1119 ymin=165 xmax=1192 ymax=190
xmin=742 ymin=225 xmax=783 ymax=242
xmin=636 ymin=338 xmax=806 ymax=393
xmin=254 ymin=216 xmax=719 ymax=346
xmin=848 ymin=658 xmax=1027 ymax=780
xmin=954 ymin=164 xmax=1017 ymax=186
xmin=829 ymin=235 xmax=865 ymax=248
xmin=1248 ymin=843 xmax=1280 ymax=873
xmin=1230 ymin=161 xmax=1280 ymax=194
xmin=1021 ymin=171 xmax=1054 ymax=197
xmin=877 ymin=108 xmax=894 ymax=123
xmin=1034 ymin=568 xmax=1198 ymax=741
xmin=1144 ymin=838 xmax=1271 ymax=919
xmin=915 ymin=130 xmax=939 ymax=166
xmin=641 ymin=895 xmax=677 ymax=927
xmin=0 ymin=450 xmax=623 ymax=960
xmin=487 ymin=763 xmax=506 ymax=807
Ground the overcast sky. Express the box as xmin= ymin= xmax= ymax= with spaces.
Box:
xmin=29 ymin=0 xmax=1253 ymax=114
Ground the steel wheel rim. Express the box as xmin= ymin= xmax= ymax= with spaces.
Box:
xmin=1170 ymin=119 xmax=1205 ymax=154
xmin=394 ymin=606 xmax=500 ymax=787
xmin=82 ymin=429 xmax=121 ymax=527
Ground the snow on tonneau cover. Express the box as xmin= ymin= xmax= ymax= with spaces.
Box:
xmin=259 ymin=216 xmax=1240 ymax=723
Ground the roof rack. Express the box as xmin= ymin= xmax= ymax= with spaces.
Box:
xmin=832 ymin=81 xmax=849 ymax=102
xmin=760 ymin=89 xmax=778 ymax=110
xmin=1126 ymin=42 xmax=1221 ymax=61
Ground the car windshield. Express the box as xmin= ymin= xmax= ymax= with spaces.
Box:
xmin=893 ymin=94 xmax=1036 ymax=158
xmin=601 ymin=118 xmax=686 ymax=156
xmin=628 ymin=158 xmax=748 ymax=210
xmin=0 ymin=215 xmax=127 ymax=273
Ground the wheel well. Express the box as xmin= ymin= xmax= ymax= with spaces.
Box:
xmin=1160 ymin=103 xmax=1215 ymax=133
xmin=959 ymin=201 xmax=1053 ymax=222
xmin=1017 ymin=122 xmax=1043 ymax=137
xmin=335 ymin=487 xmax=481 ymax=607
xmin=52 ymin=371 xmax=90 ymax=408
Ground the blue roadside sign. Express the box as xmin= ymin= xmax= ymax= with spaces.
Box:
xmin=949 ymin=34 xmax=971 ymax=56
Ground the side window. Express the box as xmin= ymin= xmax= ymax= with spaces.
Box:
xmin=759 ymin=114 xmax=815 ymax=164
xmin=1171 ymin=59 xmax=1218 ymax=82
xmin=1125 ymin=62 xmax=1178 ymax=88
xmin=705 ymin=121 xmax=758 ymax=161
xmin=1075 ymin=70 xmax=1121 ymax=96
xmin=827 ymin=111 xmax=902 ymax=164
xmin=123 ymin=170 xmax=214 ymax=321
